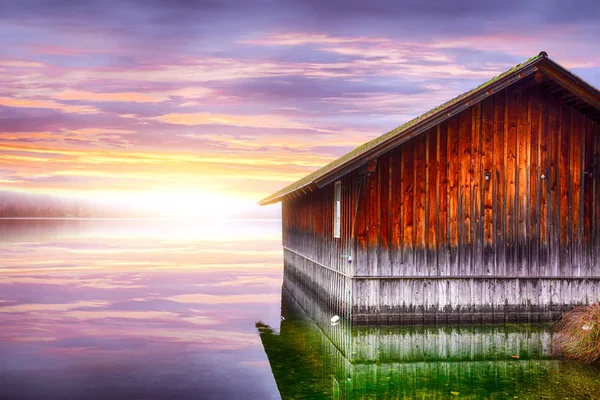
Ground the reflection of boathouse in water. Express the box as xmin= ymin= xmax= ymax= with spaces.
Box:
xmin=260 ymin=52 xmax=600 ymax=323
xmin=256 ymin=272 xmax=600 ymax=399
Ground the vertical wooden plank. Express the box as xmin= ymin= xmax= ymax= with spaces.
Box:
xmin=592 ymin=122 xmax=600 ymax=276
xmin=337 ymin=182 xmax=342 ymax=272
xmin=472 ymin=102 xmax=483 ymax=276
xmin=385 ymin=153 xmax=393 ymax=278
xmin=326 ymin=186 xmax=331 ymax=267
xmin=341 ymin=176 xmax=346 ymax=274
xmin=402 ymin=141 xmax=415 ymax=276
xmin=583 ymin=118 xmax=594 ymax=277
xmin=459 ymin=109 xmax=472 ymax=275
xmin=390 ymin=147 xmax=403 ymax=276
xmin=347 ymin=174 xmax=354 ymax=275
xmin=355 ymin=171 xmax=368 ymax=275
xmin=309 ymin=191 xmax=312 ymax=258
xmin=437 ymin=123 xmax=449 ymax=276
xmin=342 ymin=178 xmax=348 ymax=273
xmin=316 ymin=189 xmax=322 ymax=265
xmin=517 ymin=89 xmax=530 ymax=276
xmin=318 ymin=189 xmax=322 ymax=265
xmin=437 ymin=280 xmax=449 ymax=324
xmin=529 ymin=87 xmax=541 ymax=278
xmin=559 ymin=105 xmax=571 ymax=276
xmin=447 ymin=116 xmax=460 ymax=276
xmin=481 ymin=278 xmax=493 ymax=322
xmin=283 ymin=199 xmax=287 ymax=246
xmin=328 ymin=185 xmax=332 ymax=267
xmin=547 ymin=97 xmax=561 ymax=276
xmin=414 ymin=133 xmax=427 ymax=276
xmin=538 ymin=92 xmax=550 ymax=277
xmin=351 ymin=172 xmax=357 ymax=276
xmin=481 ymin=96 xmax=495 ymax=275
xmin=288 ymin=198 xmax=292 ymax=248
xmin=427 ymin=128 xmax=439 ymax=277
xmin=378 ymin=153 xmax=391 ymax=276
xmin=336 ymin=182 xmax=341 ymax=271
xmin=571 ymin=110 xmax=583 ymax=277
xmin=493 ymin=91 xmax=506 ymax=276
xmin=308 ymin=192 xmax=312 ymax=258
xmin=349 ymin=171 xmax=354 ymax=275
xmin=330 ymin=185 xmax=334 ymax=268
xmin=328 ymin=185 xmax=333 ymax=266
xmin=367 ymin=166 xmax=379 ymax=276
xmin=302 ymin=193 xmax=307 ymax=257
xmin=505 ymin=89 xmax=519 ymax=276
xmin=311 ymin=192 xmax=315 ymax=262
xmin=309 ymin=191 xmax=313 ymax=260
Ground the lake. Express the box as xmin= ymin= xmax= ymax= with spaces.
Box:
xmin=1 ymin=219 xmax=600 ymax=399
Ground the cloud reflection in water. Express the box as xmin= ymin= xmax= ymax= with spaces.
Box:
xmin=0 ymin=219 xmax=283 ymax=400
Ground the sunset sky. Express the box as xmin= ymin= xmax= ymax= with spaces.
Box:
xmin=2 ymin=0 xmax=600 ymax=218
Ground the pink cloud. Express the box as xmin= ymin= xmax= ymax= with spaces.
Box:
xmin=0 ymin=98 xmax=100 ymax=114
xmin=0 ymin=59 xmax=45 ymax=68
xmin=55 ymin=90 xmax=163 ymax=103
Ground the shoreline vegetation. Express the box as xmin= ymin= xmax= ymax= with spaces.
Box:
xmin=554 ymin=303 xmax=600 ymax=364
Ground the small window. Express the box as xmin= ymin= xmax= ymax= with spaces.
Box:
xmin=334 ymin=181 xmax=341 ymax=238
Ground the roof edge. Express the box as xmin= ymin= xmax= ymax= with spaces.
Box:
xmin=259 ymin=52 xmax=600 ymax=206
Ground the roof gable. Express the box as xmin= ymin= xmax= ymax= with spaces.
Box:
xmin=259 ymin=52 xmax=600 ymax=205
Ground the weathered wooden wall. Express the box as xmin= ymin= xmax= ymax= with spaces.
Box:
xmin=283 ymin=170 xmax=357 ymax=277
xmin=351 ymin=277 xmax=600 ymax=324
xmin=282 ymin=170 xmax=357 ymax=312
xmin=282 ymin=82 xmax=600 ymax=323
xmin=283 ymin=250 xmax=351 ymax=319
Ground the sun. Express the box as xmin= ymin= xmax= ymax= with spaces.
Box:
xmin=143 ymin=189 xmax=246 ymax=218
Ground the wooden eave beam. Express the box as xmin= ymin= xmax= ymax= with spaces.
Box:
xmin=538 ymin=63 xmax=600 ymax=114
xmin=260 ymin=181 xmax=320 ymax=205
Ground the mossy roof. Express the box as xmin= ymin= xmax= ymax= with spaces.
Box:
xmin=258 ymin=52 xmax=577 ymax=205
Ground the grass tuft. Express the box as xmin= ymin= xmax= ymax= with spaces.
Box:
xmin=554 ymin=303 xmax=600 ymax=364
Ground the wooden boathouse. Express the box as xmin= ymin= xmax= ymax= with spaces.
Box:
xmin=259 ymin=52 xmax=600 ymax=324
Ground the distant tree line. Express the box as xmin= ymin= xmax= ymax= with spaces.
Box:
xmin=0 ymin=191 xmax=143 ymax=218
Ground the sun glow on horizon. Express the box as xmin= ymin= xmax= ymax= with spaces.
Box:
xmin=88 ymin=189 xmax=258 ymax=219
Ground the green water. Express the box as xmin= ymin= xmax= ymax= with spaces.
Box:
xmin=257 ymin=287 xmax=600 ymax=399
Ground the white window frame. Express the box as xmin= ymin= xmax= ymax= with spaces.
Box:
xmin=333 ymin=181 xmax=341 ymax=238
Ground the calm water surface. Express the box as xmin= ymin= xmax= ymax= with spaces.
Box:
xmin=1 ymin=219 xmax=283 ymax=400
xmin=1 ymin=219 xmax=600 ymax=399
